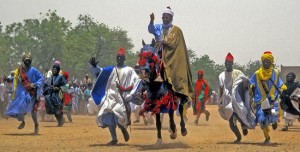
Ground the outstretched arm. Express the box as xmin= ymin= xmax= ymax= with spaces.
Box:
xmin=89 ymin=57 xmax=101 ymax=78
xmin=148 ymin=13 xmax=155 ymax=34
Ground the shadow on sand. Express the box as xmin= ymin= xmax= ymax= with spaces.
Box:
xmin=130 ymin=142 xmax=192 ymax=151
xmin=280 ymin=129 xmax=300 ymax=132
xmin=132 ymin=127 xmax=169 ymax=131
xmin=89 ymin=143 xmax=129 ymax=147
xmin=43 ymin=125 xmax=61 ymax=128
xmin=217 ymin=141 xmax=282 ymax=147
xmin=3 ymin=133 xmax=39 ymax=136
xmin=89 ymin=141 xmax=192 ymax=151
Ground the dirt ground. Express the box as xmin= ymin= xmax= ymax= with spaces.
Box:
xmin=0 ymin=105 xmax=299 ymax=152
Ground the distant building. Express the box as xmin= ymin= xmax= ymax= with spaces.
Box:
xmin=280 ymin=65 xmax=300 ymax=82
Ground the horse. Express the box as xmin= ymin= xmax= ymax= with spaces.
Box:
xmin=137 ymin=39 xmax=188 ymax=144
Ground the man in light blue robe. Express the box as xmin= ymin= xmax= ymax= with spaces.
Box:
xmin=89 ymin=48 xmax=141 ymax=145
xmin=6 ymin=53 xmax=44 ymax=134
xmin=249 ymin=51 xmax=286 ymax=144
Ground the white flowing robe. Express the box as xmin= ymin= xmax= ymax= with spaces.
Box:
xmin=217 ymin=69 xmax=244 ymax=120
xmin=91 ymin=65 xmax=141 ymax=127
xmin=284 ymin=88 xmax=300 ymax=119
xmin=231 ymin=76 xmax=256 ymax=129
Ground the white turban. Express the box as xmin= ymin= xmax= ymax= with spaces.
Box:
xmin=163 ymin=7 xmax=174 ymax=17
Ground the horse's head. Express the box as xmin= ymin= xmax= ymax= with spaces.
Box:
xmin=137 ymin=39 xmax=160 ymax=81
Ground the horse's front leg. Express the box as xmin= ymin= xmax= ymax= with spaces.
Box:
xmin=155 ymin=113 xmax=162 ymax=144
xmin=179 ymin=102 xmax=188 ymax=136
xmin=169 ymin=108 xmax=177 ymax=139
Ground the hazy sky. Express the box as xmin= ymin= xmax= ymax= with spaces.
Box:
xmin=1 ymin=0 xmax=299 ymax=66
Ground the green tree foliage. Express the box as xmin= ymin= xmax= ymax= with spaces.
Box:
xmin=243 ymin=60 xmax=261 ymax=77
xmin=0 ymin=24 xmax=11 ymax=75
xmin=0 ymin=10 xmax=263 ymax=85
xmin=0 ymin=11 xmax=134 ymax=80
xmin=2 ymin=10 xmax=71 ymax=75
xmin=64 ymin=14 xmax=134 ymax=78
xmin=190 ymin=53 xmax=223 ymax=91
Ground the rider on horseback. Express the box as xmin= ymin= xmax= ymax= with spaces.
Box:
xmin=144 ymin=6 xmax=193 ymax=144
xmin=148 ymin=6 xmax=193 ymax=109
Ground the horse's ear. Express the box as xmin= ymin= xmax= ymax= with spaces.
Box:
xmin=151 ymin=38 xmax=155 ymax=47
xmin=142 ymin=39 xmax=146 ymax=47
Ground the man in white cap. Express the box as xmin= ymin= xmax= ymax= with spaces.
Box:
xmin=148 ymin=6 xmax=193 ymax=136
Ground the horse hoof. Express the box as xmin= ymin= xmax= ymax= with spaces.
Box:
xmin=170 ymin=129 xmax=177 ymax=139
xmin=181 ymin=128 xmax=188 ymax=136
xmin=155 ymin=138 xmax=162 ymax=145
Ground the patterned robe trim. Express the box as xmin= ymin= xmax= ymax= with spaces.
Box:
xmin=11 ymin=68 xmax=19 ymax=100
xmin=255 ymin=69 xmax=279 ymax=104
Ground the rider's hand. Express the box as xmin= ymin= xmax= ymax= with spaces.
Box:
xmin=30 ymin=83 xmax=36 ymax=89
xmin=89 ymin=57 xmax=98 ymax=68
xmin=150 ymin=13 xmax=155 ymax=23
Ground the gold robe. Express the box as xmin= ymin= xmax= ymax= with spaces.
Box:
xmin=162 ymin=25 xmax=193 ymax=99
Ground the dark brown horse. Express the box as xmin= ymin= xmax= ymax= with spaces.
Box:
xmin=137 ymin=39 xmax=188 ymax=144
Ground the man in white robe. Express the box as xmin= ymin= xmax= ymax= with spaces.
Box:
xmin=218 ymin=53 xmax=252 ymax=143
xmin=89 ymin=48 xmax=141 ymax=145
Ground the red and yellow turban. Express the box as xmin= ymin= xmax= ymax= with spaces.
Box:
xmin=261 ymin=51 xmax=274 ymax=63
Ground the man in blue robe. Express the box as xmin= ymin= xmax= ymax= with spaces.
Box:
xmin=6 ymin=53 xmax=44 ymax=134
xmin=249 ymin=51 xmax=286 ymax=144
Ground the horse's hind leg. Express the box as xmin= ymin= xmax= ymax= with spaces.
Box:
xmin=179 ymin=102 xmax=188 ymax=136
xmin=169 ymin=110 xmax=177 ymax=139
xmin=155 ymin=113 xmax=162 ymax=144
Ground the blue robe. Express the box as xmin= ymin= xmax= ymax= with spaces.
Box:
xmin=148 ymin=23 xmax=172 ymax=41
xmin=43 ymin=74 xmax=66 ymax=115
xmin=6 ymin=67 xmax=44 ymax=118
xmin=250 ymin=69 xmax=284 ymax=128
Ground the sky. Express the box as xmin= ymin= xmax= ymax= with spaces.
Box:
xmin=1 ymin=0 xmax=300 ymax=66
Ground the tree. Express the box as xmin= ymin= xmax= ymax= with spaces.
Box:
xmin=0 ymin=24 xmax=10 ymax=75
xmin=2 ymin=10 xmax=71 ymax=74
xmin=244 ymin=60 xmax=261 ymax=77
xmin=63 ymin=14 xmax=134 ymax=80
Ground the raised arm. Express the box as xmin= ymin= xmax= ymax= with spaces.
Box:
xmin=89 ymin=57 xmax=102 ymax=78
xmin=148 ymin=13 xmax=155 ymax=34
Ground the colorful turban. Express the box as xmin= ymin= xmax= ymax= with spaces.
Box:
xmin=163 ymin=6 xmax=174 ymax=17
xmin=54 ymin=60 xmax=61 ymax=65
xmin=225 ymin=53 xmax=234 ymax=62
xmin=22 ymin=52 xmax=32 ymax=62
xmin=261 ymin=51 xmax=274 ymax=63
xmin=117 ymin=48 xmax=126 ymax=56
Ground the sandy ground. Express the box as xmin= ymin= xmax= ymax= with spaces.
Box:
xmin=0 ymin=105 xmax=299 ymax=152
